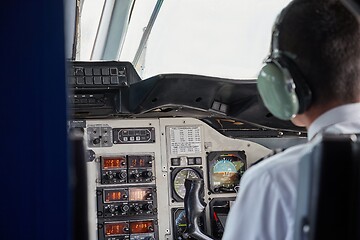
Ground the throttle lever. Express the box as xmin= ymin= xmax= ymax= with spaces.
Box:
xmin=183 ymin=179 xmax=214 ymax=240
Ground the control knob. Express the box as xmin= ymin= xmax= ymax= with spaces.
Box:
xmin=105 ymin=172 xmax=114 ymax=180
xmin=92 ymin=138 xmax=100 ymax=145
xmin=117 ymin=171 xmax=127 ymax=179
xmin=144 ymin=237 xmax=155 ymax=240
xmin=120 ymin=204 xmax=130 ymax=213
xmin=108 ymin=206 xmax=116 ymax=213
xmin=143 ymin=203 xmax=154 ymax=211
xmin=133 ymin=173 xmax=140 ymax=179
xmin=133 ymin=205 xmax=140 ymax=212
xmin=142 ymin=171 xmax=153 ymax=178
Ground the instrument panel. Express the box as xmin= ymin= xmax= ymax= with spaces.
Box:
xmin=82 ymin=117 xmax=273 ymax=240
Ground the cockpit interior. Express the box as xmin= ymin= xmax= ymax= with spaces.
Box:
xmin=2 ymin=0 xmax=360 ymax=240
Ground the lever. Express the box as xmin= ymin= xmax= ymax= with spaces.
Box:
xmin=183 ymin=179 xmax=214 ymax=240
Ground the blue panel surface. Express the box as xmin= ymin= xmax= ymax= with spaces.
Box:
xmin=0 ymin=1 xmax=69 ymax=239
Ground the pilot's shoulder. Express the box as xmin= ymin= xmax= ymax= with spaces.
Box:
xmin=243 ymin=143 xmax=309 ymax=180
xmin=250 ymin=148 xmax=286 ymax=167
xmin=251 ymin=142 xmax=308 ymax=167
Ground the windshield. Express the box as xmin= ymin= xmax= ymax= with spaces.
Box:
xmin=78 ymin=0 xmax=292 ymax=79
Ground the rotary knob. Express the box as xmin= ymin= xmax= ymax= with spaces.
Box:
xmin=105 ymin=172 xmax=114 ymax=180
xmin=142 ymin=171 xmax=153 ymax=178
xmin=143 ymin=203 xmax=153 ymax=211
xmin=133 ymin=205 xmax=140 ymax=212
xmin=120 ymin=204 xmax=130 ymax=213
xmin=92 ymin=138 xmax=100 ymax=145
xmin=108 ymin=206 xmax=116 ymax=213
xmin=117 ymin=171 xmax=127 ymax=179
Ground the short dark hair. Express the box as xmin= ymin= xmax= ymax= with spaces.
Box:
xmin=278 ymin=0 xmax=360 ymax=106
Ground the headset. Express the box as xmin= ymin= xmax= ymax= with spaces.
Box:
xmin=257 ymin=4 xmax=312 ymax=120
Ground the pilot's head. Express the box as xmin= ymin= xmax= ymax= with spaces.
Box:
xmin=257 ymin=0 xmax=360 ymax=127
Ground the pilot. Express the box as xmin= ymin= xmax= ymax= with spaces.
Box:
xmin=222 ymin=0 xmax=360 ymax=239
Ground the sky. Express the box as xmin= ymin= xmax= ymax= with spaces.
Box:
xmin=79 ymin=0 xmax=292 ymax=79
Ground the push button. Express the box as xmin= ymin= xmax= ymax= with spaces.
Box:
xmin=74 ymin=68 xmax=84 ymax=76
xmin=101 ymin=67 xmax=110 ymax=75
xmin=85 ymin=77 xmax=93 ymax=84
xmin=171 ymin=158 xmax=181 ymax=166
xmin=93 ymin=68 xmax=101 ymax=76
xmin=94 ymin=76 xmax=102 ymax=84
xmin=110 ymin=68 xmax=118 ymax=75
xmin=76 ymin=77 xmax=85 ymax=85
xmin=84 ymin=68 xmax=93 ymax=76
xmin=103 ymin=76 xmax=110 ymax=84
xmin=111 ymin=76 xmax=119 ymax=84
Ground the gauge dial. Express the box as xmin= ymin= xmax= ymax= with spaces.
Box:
xmin=173 ymin=208 xmax=204 ymax=239
xmin=173 ymin=168 xmax=201 ymax=199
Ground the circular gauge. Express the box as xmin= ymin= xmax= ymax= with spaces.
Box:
xmin=172 ymin=208 xmax=204 ymax=239
xmin=174 ymin=209 xmax=187 ymax=239
xmin=173 ymin=168 xmax=201 ymax=199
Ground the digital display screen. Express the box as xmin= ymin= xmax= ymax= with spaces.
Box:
xmin=104 ymin=189 xmax=125 ymax=203
xmin=105 ymin=222 xmax=128 ymax=236
xmin=102 ymin=156 xmax=126 ymax=170
xmin=130 ymin=221 xmax=154 ymax=234
xmin=129 ymin=188 xmax=151 ymax=201
xmin=208 ymin=152 xmax=247 ymax=192
xmin=128 ymin=155 xmax=152 ymax=168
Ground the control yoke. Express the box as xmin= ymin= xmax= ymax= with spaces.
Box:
xmin=183 ymin=179 xmax=214 ymax=240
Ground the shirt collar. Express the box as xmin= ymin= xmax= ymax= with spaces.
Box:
xmin=307 ymin=102 xmax=360 ymax=141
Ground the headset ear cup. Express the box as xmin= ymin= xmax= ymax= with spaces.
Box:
xmin=257 ymin=62 xmax=300 ymax=120
xmin=283 ymin=58 xmax=312 ymax=113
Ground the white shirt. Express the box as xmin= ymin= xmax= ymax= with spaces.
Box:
xmin=222 ymin=103 xmax=360 ymax=240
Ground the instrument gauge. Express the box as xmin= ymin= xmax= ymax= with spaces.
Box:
xmin=172 ymin=208 xmax=204 ymax=239
xmin=213 ymin=158 xmax=239 ymax=188
xmin=172 ymin=168 xmax=202 ymax=200
xmin=207 ymin=151 xmax=247 ymax=193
